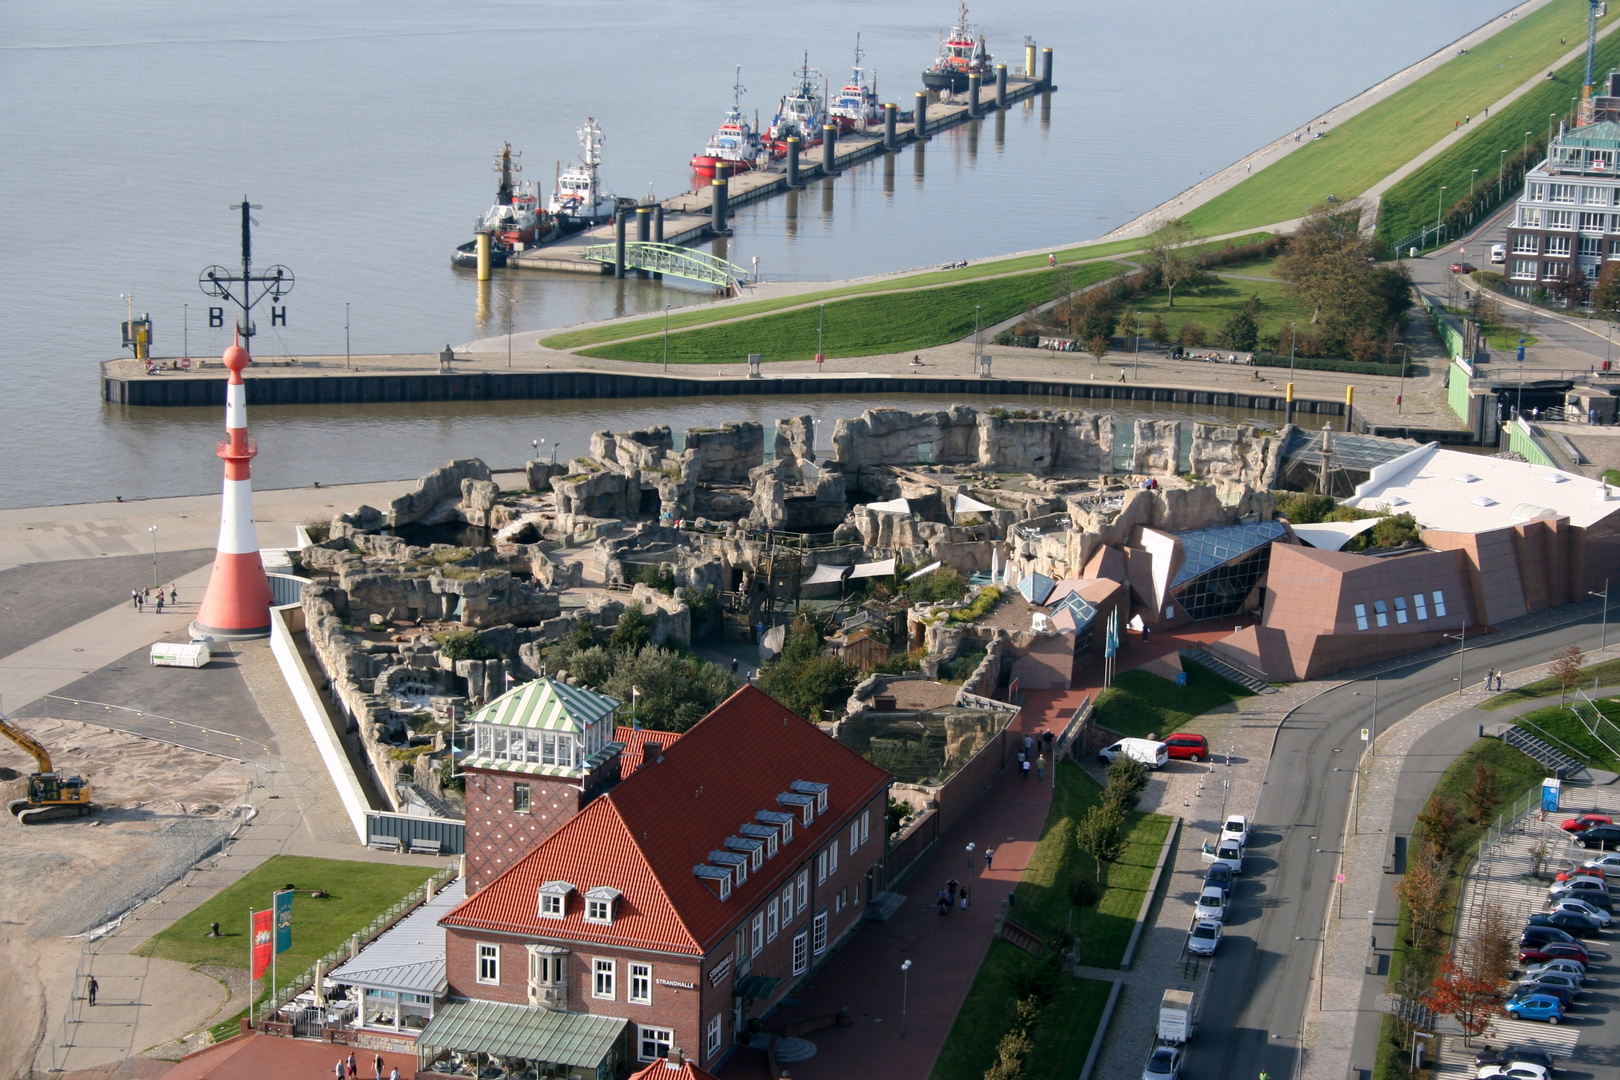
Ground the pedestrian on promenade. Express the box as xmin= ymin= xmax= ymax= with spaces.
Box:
xmin=1246 ymin=162 xmax=1251 ymax=174
xmin=1023 ymin=734 xmax=1033 ymax=756
xmin=731 ymin=657 xmax=739 ymax=675
xmin=947 ymin=878 xmax=960 ymax=904
xmin=334 ymin=1061 xmax=344 ymax=1080
xmin=136 ymin=593 xmax=144 ymax=612
xmin=960 ymin=886 xmax=970 ymax=910
xmin=985 ymin=847 xmax=995 ymax=870
xmin=1043 ymin=729 xmax=1053 ymax=749
xmin=155 ymin=593 xmax=164 ymax=614
xmin=374 ymin=1054 xmax=384 ymax=1080
xmin=86 ymin=975 xmax=98 ymax=1006
xmin=1020 ymin=758 xmax=1031 ymax=781
xmin=169 ymin=585 xmax=178 ymax=604
xmin=390 ymin=1071 xmax=400 ymax=1080
xmin=938 ymin=888 xmax=951 ymax=915
xmin=1483 ymin=669 xmax=1494 ymax=690
xmin=131 ymin=589 xmax=139 ymax=608
xmin=347 ymin=1052 xmax=358 ymax=1079
xmin=1036 ymin=753 xmax=1046 ymax=781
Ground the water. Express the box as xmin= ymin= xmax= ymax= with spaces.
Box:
xmin=1 ymin=0 xmax=1514 ymax=509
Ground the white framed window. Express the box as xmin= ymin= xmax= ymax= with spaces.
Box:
xmin=1529 ymin=181 xmax=1546 ymax=201
xmin=1414 ymin=593 xmax=1429 ymax=620
xmin=1582 ymin=235 xmax=1604 ymax=257
xmin=1432 ymin=590 xmax=1447 ymax=617
xmin=541 ymin=893 xmax=564 ymax=918
xmin=477 ymin=943 xmax=500 ymax=985
xmin=812 ymin=911 xmax=828 ymax=954
xmin=737 ymin=927 xmax=751 ymax=975
xmin=796 ymin=869 xmax=809 ymax=911
xmin=1549 ymin=210 xmax=1575 ymax=231
xmin=1581 ymin=213 xmax=1607 ymax=233
xmin=513 ymin=782 xmax=531 ymax=813
xmin=781 ymin=883 xmax=794 ymax=919
xmin=850 ymin=822 xmax=860 ymax=855
xmin=718 ymin=872 xmax=731 ymax=901
xmin=829 ymin=841 xmax=839 ymax=876
xmin=1373 ymin=600 xmax=1389 ymax=627
xmin=767 ymin=898 xmax=780 ymax=941
xmin=1546 ymin=234 xmax=1573 ymax=256
xmin=750 ymin=912 xmax=764 ymax=957
xmin=751 ymin=846 xmax=763 ymax=872
xmin=629 ymin=962 xmax=651 ymax=1005
xmin=1551 ymin=183 xmax=1578 ymax=204
xmin=1519 ymin=207 xmax=1543 ymax=228
xmin=791 ymin=930 xmax=808 ymax=975
xmin=1544 ymin=260 xmax=1568 ymax=279
xmin=816 ymin=849 xmax=828 ymax=884
xmin=732 ymin=858 xmax=748 ymax=886
xmin=528 ymin=949 xmax=565 ymax=986
xmin=860 ymin=810 xmax=870 ymax=845
xmin=638 ymin=1025 xmax=674 ymax=1063
xmin=1584 ymin=185 xmax=1608 ymax=205
xmin=766 ymin=832 xmax=779 ymax=857
xmin=1393 ymin=596 xmax=1408 ymax=624
xmin=587 ymin=898 xmax=611 ymax=922
xmin=1354 ymin=603 xmax=1369 ymax=631
xmin=816 ymin=789 xmax=828 ymax=814
xmin=1511 ymin=258 xmax=1539 ymax=280
xmin=780 ymin=818 xmax=793 ymax=845
xmin=801 ymin=803 xmax=815 ymax=827
xmin=1513 ymin=233 xmax=1540 ymax=254
xmin=593 ymin=958 xmax=616 ymax=1000
xmin=706 ymin=1013 xmax=723 ymax=1058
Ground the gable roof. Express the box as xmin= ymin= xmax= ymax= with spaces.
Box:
xmin=443 ymin=685 xmax=892 ymax=955
xmin=628 ymin=1055 xmax=721 ymax=1080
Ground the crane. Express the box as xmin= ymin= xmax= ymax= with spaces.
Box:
xmin=1582 ymin=0 xmax=1604 ymax=126
xmin=1 ymin=711 xmax=94 ymax=824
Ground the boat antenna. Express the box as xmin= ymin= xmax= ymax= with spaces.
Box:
xmin=733 ymin=64 xmax=746 ymax=108
xmin=854 ymin=32 xmax=863 ymax=73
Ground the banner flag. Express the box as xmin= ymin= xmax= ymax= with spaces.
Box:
xmin=273 ymin=889 xmax=294 ymax=955
xmin=251 ymin=908 xmax=274 ymax=979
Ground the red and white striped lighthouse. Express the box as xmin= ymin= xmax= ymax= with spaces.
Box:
xmin=191 ymin=333 xmax=273 ymax=639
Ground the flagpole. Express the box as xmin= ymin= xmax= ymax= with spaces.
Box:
xmin=248 ymin=907 xmax=255 ymax=1027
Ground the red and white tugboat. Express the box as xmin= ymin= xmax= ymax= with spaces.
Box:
xmin=829 ymin=35 xmax=885 ymax=133
xmin=692 ymin=67 xmax=766 ymax=179
xmin=452 ymin=143 xmax=550 ymax=269
xmin=921 ymin=2 xmax=992 ymax=93
xmin=549 ymin=118 xmax=617 ymax=225
xmin=765 ymin=55 xmax=829 ymax=155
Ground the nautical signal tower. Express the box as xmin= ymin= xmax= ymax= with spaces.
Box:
xmin=198 ymin=197 xmax=294 ymax=353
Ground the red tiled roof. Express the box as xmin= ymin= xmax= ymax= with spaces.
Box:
xmin=627 ymin=1055 xmax=719 ymax=1080
xmin=444 ymin=685 xmax=892 ymax=955
xmin=616 ymin=725 xmax=681 ymax=779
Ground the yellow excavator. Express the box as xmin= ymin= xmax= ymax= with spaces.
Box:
xmin=1 ymin=712 xmax=94 ymax=824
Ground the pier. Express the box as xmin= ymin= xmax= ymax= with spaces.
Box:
xmin=504 ymin=65 xmax=1054 ymax=280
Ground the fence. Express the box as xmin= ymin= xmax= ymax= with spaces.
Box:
xmin=38 ymin=693 xmax=274 ymax=763
xmin=255 ymin=866 xmax=459 ymax=1026
xmin=365 ymin=810 xmax=465 ymax=854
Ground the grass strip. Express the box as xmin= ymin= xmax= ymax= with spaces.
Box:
xmin=1092 ymin=666 xmax=1252 ymax=742
xmin=1480 ymin=655 xmax=1620 ymax=710
xmin=1131 ymin=273 xmax=1317 ymax=348
xmin=1515 ymin=699 xmax=1620 ymax=772
xmin=580 ymin=263 xmax=1127 ymax=363
xmin=1185 ymin=0 xmax=1598 ymax=238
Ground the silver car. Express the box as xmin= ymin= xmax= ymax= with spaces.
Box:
xmin=1188 ymin=918 xmax=1223 ymax=956
xmin=1142 ymin=1044 xmax=1183 ymax=1080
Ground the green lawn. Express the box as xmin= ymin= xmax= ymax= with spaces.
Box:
xmin=1186 ymin=0 xmax=1600 ymax=238
xmin=1129 ymin=273 xmax=1315 ymax=347
xmin=136 ymin=856 xmax=438 ymax=976
xmin=1377 ymin=23 xmax=1620 ymax=247
xmin=1516 ymin=699 xmax=1620 ymax=772
xmin=931 ymin=760 xmax=1162 ymax=1080
xmin=1481 ymin=655 xmax=1620 ymax=710
xmin=580 ymin=262 xmax=1127 ymax=363
xmin=1093 ymin=666 xmax=1252 ymax=742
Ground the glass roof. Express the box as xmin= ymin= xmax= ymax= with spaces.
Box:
xmin=1171 ymin=521 xmax=1290 ymax=587
xmin=1017 ymin=571 xmax=1055 ymax=604
xmin=1052 ymin=591 xmax=1097 ymax=631
xmin=1278 ymin=427 xmax=1418 ymax=473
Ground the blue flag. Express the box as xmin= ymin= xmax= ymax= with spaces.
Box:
xmin=1104 ymin=608 xmax=1118 ymax=658
xmin=273 ymin=889 xmax=293 ymax=955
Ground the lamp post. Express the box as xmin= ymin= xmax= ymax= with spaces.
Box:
xmin=345 ymin=302 xmax=351 ymax=369
xmin=1395 ymin=342 xmax=1409 ymax=414
xmin=1288 ymin=323 xmax=1298 ymax=382
xmin=1592 ymin=579 xmax=1611 ymax=651
xmin=1550 ymin=113 xmax=1559 ymax=151
xmin=900 ymin=959 xmax=912 ymax=1036
xmin=973 ymin=304 xmax=982 ymax=373
xmin=1471 ymin=167 xmax=1479 ymax=199
xmin=819 ymin=303 xmax=826 ymax=357
xmin=183 ymin=303 xmax=189 ymax=359
xmin=662 ymin=305 xmax=671 ymax=373
xmin=1436 ymin=185 xmax=1448 ymax=238
xmin=1444 ymin=626 xmax=1467 ymax=695
xmin=1133 ymin=311 xmax=1142 ymax=379
xmin=1525 ymin=130 xmax=1533 ymax=160
xmin=1353 ymin=678 xmax=1378 ymax=755
xmin=148 ymin=525 xmax=159 ymax=590
xmin=507 ymin=295 xmax=515 ymax=367
xmin=1499 ymin=149 xmax=1509 ymax=202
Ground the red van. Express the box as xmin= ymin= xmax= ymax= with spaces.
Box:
xmin=1163 ymin=733 xmax=1209 ymax=762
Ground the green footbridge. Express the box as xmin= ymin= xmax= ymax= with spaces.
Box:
xmin=581 ymin=241 xmax=749 ymax=288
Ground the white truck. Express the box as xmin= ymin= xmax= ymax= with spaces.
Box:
xmin=1097 ymin=737 xmax=1170 ymax=769
xmin=1158 ymin=988 xmax=1196 ymax=1043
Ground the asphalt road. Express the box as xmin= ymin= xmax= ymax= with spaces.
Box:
xmin=1189 ymin=601 xmax=1613 ymax=1080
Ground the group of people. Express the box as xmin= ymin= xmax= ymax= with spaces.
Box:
xmin=1482 ymin=668 xmax=1507 ymax=692
xmin=1016 ymin=730 xmax=1053 ymax=781
xmin=131 ymin=584 xmax=179 ymax=613
xmin=334 ymin=1052 xmax=400 ymax=1080
xmin=937 ymin=877 xmax=969 ymax=915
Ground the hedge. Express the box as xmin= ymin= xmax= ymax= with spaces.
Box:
xmin=1253 ymin=353 xmax=1407 ymax=376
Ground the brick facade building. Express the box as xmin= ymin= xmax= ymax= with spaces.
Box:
xmin=431 ymin=685 xmax=891 ymax=1077
xmin=1503 ymin=120 xmax=1620 ymax=294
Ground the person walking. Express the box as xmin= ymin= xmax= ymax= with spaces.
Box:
xmin=938 ymin=888 xmax=951 ymax=916
xmin=155 ymin=593 xmax=164 ymax=614
xmin=390 ymin=1070 xmax=401 ymax=1080
xmin=1036 ymin=752 xmax=1046 ymax=781
xmin=947 ymin=878 xmax=960 ymax=904
xmin=1023 ymin=734 xmax=1034 ymax=757
xmin=131 ymin=589 xmax=139 ymax=609
xmin=169 ymin=584 xmax=179 ymax=604
xmin=347 ymin=1052 xmax=358 ymax=1079
xmin=86 ymin=975 xmax=98 ymax=1006
xmin=960 ymin=886 xmax=970 ymax=910
xmin=335 ymin=1061 xmax=345 ymax=1080
xmin=985 ymin=846 xmax=995 ymax=870
xmin=1020 ymin=758 xmax=1032 ymax=781
xmin=374 ymin=1054 xmax=384 ymax=1080
xmin=135 ymin=592 xmax=144 ymax=612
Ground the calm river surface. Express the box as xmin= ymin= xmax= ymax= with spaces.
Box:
xmin=1 ymin=0 xmax=1515 ymax=508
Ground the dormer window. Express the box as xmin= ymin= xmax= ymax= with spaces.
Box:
xmin=777 ymin=791 xmax=815 ymax=827
xmin=538 ymin=881 xmax=575 ymax=921
xmin=710 ymin=850 xmax=749 ymax=885
xmin=757 ymin=810 xmax=794 ymax=845
xmin=726 ymin=835 xmax=765 ymax=872
xmin=583 ymin=886 xmax=622 ymax=924
xmin=693 ymin=864 xmax=732 ymax=900
xmin=791 ymin=780 xmax=830 ymax=815
xmin=740 ymin=822 xmax=779 ymax=857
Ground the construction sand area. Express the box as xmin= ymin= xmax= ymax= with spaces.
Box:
xmin=0 ymin=719 xmax=253 ymax=1080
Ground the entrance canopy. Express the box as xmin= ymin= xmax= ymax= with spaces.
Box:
xmin=416 ymin=999 xmax=626 ymax=1072
xmin=803 ymin=563 xmax=850 ymax=586
xmin=849 ymin=558 xmax=897 ymax=580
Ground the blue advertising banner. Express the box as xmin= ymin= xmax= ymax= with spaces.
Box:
xmin=273 ymin=889 xmax=293 ymax=955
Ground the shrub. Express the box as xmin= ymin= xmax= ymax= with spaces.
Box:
xmin=1216 ymin=308 xmax=1259 ymax=351
xmin=947 ymin=586 xmax=1003 ymax=624
xmin=611 ymin=603 xmax=652 ymax=653
xmin=1067 ymin=878 xmax=1101 ymax=908
xmin=1178 ymin=322 xmax=1207 ymax=347
xmin=633 ymin=563 xmax=677 ymax=594
xmin=303 ymin=519 xmax=332 ymax=543
xmin=439 ymin=630 xmax=497 ymax=662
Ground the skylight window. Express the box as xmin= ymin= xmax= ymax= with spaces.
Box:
xmin=1470 ymin=496 xmax=1497 ymax=507
xmin=1452 ymin=473 xmax=1480 ymax=483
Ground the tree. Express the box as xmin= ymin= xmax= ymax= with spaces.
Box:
xmin=1365 ymin=512 xmax=1421 ymax=550
xmin=611 ymin=603 xmax=652 ymax=653
xmin=1594 ymin=260 xmax=1620 ymax=317
xmin=1424 ymin=956 xmax=1506 ymax=1045
xmin=1103 ymin=756 xmax=1149 ymax=812
xmin=1528 ymin=836 xmax=1551 ymax=878
xmin=1551 ymin=643 xmax=1586 ymax=707
xmin=1415 ymin=795 xmax=1462 ymax=858
xmin=1216 ymin=308 xmax=1259 ymax=352
xmin=756 ymin=618 xmax=859 ymax=722
xmin=1148 ymin=314 xmax=1171 ymax=348
xmin=1179 ymin=322 xmax=1207 ymax=348
xmin=1075 ymin=802 xmax=1126 ymax=883
xmin=1462 ymin=902 xmax=1519 ymax=990
xmin=1116 ymin=309 xmax=1140 ymax=339
xmin=1466 ymin=763 xmax=1500 ymax=825
xmin=1146 ymin=218 xmax=1200 ymax=308
xmin=1551 ymin=270 xmax=1591 ymax=309
xmin=1086 ymin=335 xmax=1110 ymax=363
xmin=1274 ymin=208 xmax=1411 ymax=358
xmin=602 ymin=646 xmax=737 ymax=732
xmin=1395 ymin=838 xmax=1450 ymax=948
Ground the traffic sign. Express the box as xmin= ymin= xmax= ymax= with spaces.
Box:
xmin=1336 ymin=872 xmax=1345 ymax=884
xmin=1361 ymin=728 xmax=1370 ymax=741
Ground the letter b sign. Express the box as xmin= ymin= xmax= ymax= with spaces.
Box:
xmin=208 ymin=307 xmax=224 ymax=328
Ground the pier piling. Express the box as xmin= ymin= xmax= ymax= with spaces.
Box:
xmin=786 ymin=136 xmax=802 ymax=187
xmin=823 ymin=124 xmax=839 ymax=173
xmin=475 ymin=231 xmax=492 ymax=281
xmin=1041 ymin=47 xmax=1054 ymax=90
xmin=915 ymin=90 xmax=930 ymax=139
xmin=613 ymin=214 xmax=627 ymax=278
xmin=635 ymin=206 xmax=652 ymax=278
xmin=712 ymin=162 xmax=730 ymax=236
xmin=1025 ymin=40 xmax=1036 ymax=80
xmin=652 ymin=205 xmax=664 ymax=279
xmin=995 ymin=64 xmax=1008 ymax=110
xmin=966 ymin=73 xmax=981 ymax=117
xmin=883 ymin=103 xmax=898 ymax=151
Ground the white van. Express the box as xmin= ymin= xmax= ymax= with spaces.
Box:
xmin=1491 ymin=243 xmax=1506 ymax=265
xmin=1201 ymin=837 xmax=1245 ymax=874
xmin=1097 ymin=738 xmax=1170 ymax=770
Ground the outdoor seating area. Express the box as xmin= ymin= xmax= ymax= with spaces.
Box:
xmin=414 ymin=1000 xmax=628 ymax=1080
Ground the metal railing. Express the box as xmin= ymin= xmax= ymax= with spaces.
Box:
xmin=580 ymin=241 xmax=749 ymax=288
xmin=39 ymin=694 xmax=274 ymax=762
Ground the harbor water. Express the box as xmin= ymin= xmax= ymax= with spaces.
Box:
xmin=1 ymin=0 xmax=1516 ymax=508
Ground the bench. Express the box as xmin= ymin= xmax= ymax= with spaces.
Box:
xmin=408 ymin=838 xmax=443 ymax=856
xmin=368 ymin=834 xmax=402 ymax=852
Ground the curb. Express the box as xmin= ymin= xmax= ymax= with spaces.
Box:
xmin=1077 ymin=977 xmax=1125 ymax=1080
xmin=1120 ymin=816 xmax=1182 ymax=970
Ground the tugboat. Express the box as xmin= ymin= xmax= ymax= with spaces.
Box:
xmin=692 ymin=67 xmax=766 ymax=179
xmin=921 ymin=2 xmax=992 ymax=93
xmin=452 ymin=143 xmax=551 ymax=269
xmin=549 ymin=118 xmax=616 ymax=225
xmin=765 ymin=56 xmax=829 ymax=155
xmin=829 ymin=35 xmax=885 ymax=133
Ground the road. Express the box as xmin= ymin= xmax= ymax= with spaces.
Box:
xmin=1190 ymin=602 xmax=1613 ymax=1080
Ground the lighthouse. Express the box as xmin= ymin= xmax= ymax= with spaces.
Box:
xmin=191 ymin=333 xmax=273 ymax=639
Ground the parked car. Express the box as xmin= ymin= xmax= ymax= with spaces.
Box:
xmin=1476 ymin=1065 xmax=1551 ymax=1080
xmin=1194 ymin=886 xmax=1229 ymax=922
xmin=1574 ymin=823 xmax=1620 ymax=850
xmin=1504 ymin=992 xmax=1566 ymax=1023
xmin=1099 ymin=738 xmax=1170 ymax=770
xmin=1518 ymin=970 xmax=1584 ymax=998
xmin=1510 ymin=980 xmax=1575 ymax=1007
xmin=1548 ymin=878 xmax=1613 ymax=908
xmin=1221 ymin=815 xmax=1251 ymax=846
xmin=1451 ymin=261 xmax=1478 ymax=274
xmin=1521 ymin=924 xmax=1577 ymax=947
xmin=1187 ymin=918 xmax=1223 ymax=956
xmin=1474 ymin=1046 xmax=1556 ymax=1073
xmin=1528 ymin=910 xmax=1603 ymax=937
xmin=1142 ymin=1044 xmax=1183 ymax=1080
xmin=1523 ymin=957 xmax=1588 ymax=981
xmin=1518 ymin=941 xmax=1590 ymax=965
xmin=1202 ymin=838 xmax=1245 ymax=875
xmin=1553 ymin=864 xmax=1606 ymax=883
xmin=1490 ymin=243 xmax=1507 ymax=265
xmin=1163 ymin=733 xmax=1209 ymax=762
xmin=1562 ymin=812 xmax=1613 ymax=832
xmin=1203 ymin=863 xmax=1234 ymax=899
xmin=1583 ymin=852 xmax=1620 ymax=873
xmin=1552 ymin=896 xmax=1613 ymax=925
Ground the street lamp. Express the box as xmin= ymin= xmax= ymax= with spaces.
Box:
xmin=900 ymin=959 xmax=912 ymax=1036
xmin=1471 ymin=167 xmax=1479 ymax=199
xmin=1550 ymin=112 xmax=1559 ymax=151
xmin=1444 ymin=626 xmax=1467 ymax=695
xmin=973 ymin=304 xmax=982 ymax=373
xmin=1499 ymin=149 xmax=1509 ymax=202
xmin=1288 ymin=323 xmax=1298 ymax=382
xmin=1592 ymin=579 xmax=1611 ymax=652
xmin=1436 ymin=185 xmax=1448 ymax=236
xmin=1395 ymin=342 xmax=1409 ymax=414
xmin=1133 ymin=311 xmax=1142 ymax=379
xmin=1352 ymin=677 xmax=1378 ymax=756
xmin=148 ymin=525 xmax=159 ymax=590
xmin=662 ymin=305 xmax=671 ymax=373
xmin=1524 ymin=130 xmax=1533 ymax=160
xmin=507 ymin=294 xmax=515 ymax=368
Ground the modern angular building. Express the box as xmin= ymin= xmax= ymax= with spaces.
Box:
xmin=1503 ymin=120 xmax=1620 ymax=293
